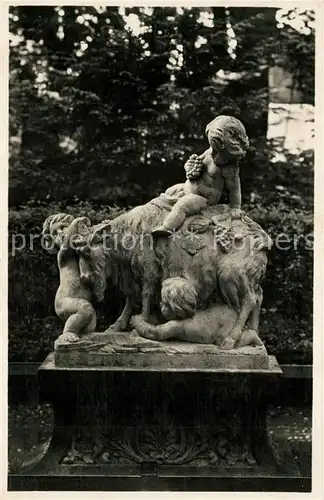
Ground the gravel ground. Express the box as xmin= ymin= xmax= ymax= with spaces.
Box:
xmin=267 ymin=404 xmax=312 ymax=476
xmin=8 ymin=403 xmax=312 ymax=475
xmin=8 ymin=403 xmax=54 ymax=473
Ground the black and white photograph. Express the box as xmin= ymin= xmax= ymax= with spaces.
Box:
xmin=5 ymin=3 xmax=321 ymax=494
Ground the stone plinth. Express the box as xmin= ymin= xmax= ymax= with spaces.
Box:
xmin=8 ymin=343 xmax=306 ymax=492
xmin=54 ymin=330 xmax=270 ymax=370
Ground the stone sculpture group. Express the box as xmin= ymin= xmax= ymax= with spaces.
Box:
xmin=43 ymin=115 xmax=272 ymax=352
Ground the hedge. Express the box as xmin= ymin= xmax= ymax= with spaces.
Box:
xmin=8 ymin=195 xmax=313 ymax=364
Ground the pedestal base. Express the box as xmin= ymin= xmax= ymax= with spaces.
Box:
xmin=8 ymin=351 xmax=307 ymax=492
xmin=54 ymin=329 xmax=270 ymax=370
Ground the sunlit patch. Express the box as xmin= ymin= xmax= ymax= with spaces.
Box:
xmin=267 ymin=103 xmax=314 ymax=162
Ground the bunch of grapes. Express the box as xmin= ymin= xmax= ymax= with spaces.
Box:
xmin=185 ymin=154 xmax=204 ymax=180
xmin=213 ymin=223 xmax=234 ymax=253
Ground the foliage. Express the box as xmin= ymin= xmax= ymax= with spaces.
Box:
xmin=9 ymin=7 xmax=314 ymax=206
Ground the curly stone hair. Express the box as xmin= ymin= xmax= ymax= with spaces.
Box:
xmin=42 ymin=213 xmax=74 ymax=237
xmin=161 ymin=277 xmax=198 ymax=319
xmin=206 ymin=115 xmax=249 ymax=161
xmin=42 ymin=213 xmax=74 ymax=254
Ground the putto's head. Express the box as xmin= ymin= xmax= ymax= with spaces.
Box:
xmin=205 ymin=115 xmax=249 ymax=163
xmin=160 ymin=277 xmax=197 ymax=321
xmin=42 ymin=213 xmax=74 ymax=252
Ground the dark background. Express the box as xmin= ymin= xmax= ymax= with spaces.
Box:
xmin=8 ymin=6 xmax=314 ymax=364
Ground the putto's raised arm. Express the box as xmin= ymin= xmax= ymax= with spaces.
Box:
xmin=221 ymin=166 xmax=242 ymax=211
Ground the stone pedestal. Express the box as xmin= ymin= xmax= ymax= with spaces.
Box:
xmin=8 ymin=337 xmax=308 ymax=492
